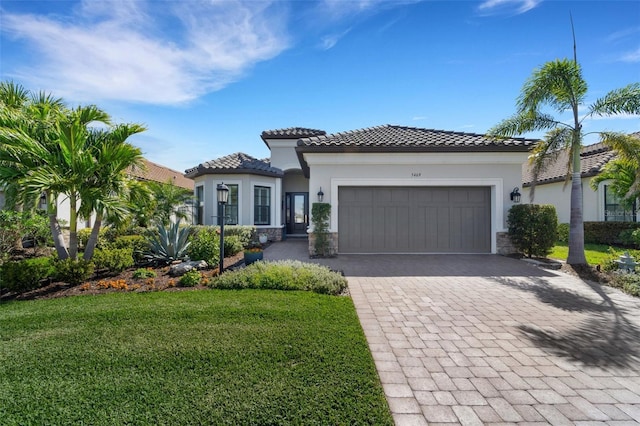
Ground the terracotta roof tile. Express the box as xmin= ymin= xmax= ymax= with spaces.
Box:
xmin=128 ymin=159 xmax=194 ymax=191
xmin=184 ymin=152 xmax=283 ymax=178
xmin=296 ymin=125 xmax=536 ymax=151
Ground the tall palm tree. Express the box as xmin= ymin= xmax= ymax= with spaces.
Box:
xmin=79 ymin=123 xmax=145 ymax=260
xmin=147 ymin=179 xmax=194 ymax=227
xmin=0 ymin=81 xmax=68 ymax=255
xmin=489 ymin=59 xmax=640 ymax=265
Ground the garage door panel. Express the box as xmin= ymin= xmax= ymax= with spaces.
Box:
xmin=339 ymin=186 xmax=490 ymax=253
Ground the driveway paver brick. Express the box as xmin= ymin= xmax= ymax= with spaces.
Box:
xmin=265 ymin=240 xmax=640 ymax=425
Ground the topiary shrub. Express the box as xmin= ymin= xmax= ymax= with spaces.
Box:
xmin=53 ymin=259 xmax=94 ymax=286
xmin=0 ymin=257 xmax=54 ymax=292
xmin=311 ymin=203 xmax=332 ymax=257
xmin=187 ymin=227 xmax=220 ymax=268
xmin=210 ymin=260 xmax=347 ymax=295
xmin=91 ymin=248 xmax=134 ymax=275
xmin=508 ymin=204 xmax=558 ymax=258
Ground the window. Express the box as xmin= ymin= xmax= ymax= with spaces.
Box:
xmin=225 ymin=184 xmax=239 ymax=225
xmin=254 ymin=186 xmax=271 ymax=225
xmin=605 ymin=185 xmax=636 ymax=222
xmin=195 ymin=186 xmax=204 ymax=225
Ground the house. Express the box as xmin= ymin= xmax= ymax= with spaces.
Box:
xmin=522 ymin=141 xmax=639 ymax=224
xmin=185 ymin=125 xmax=536 ymax=255
xmin=0 ymin=158 xmax=195 ymax=228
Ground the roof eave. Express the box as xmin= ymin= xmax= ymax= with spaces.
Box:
xmin=185 ymin=168 xmax=283 ymax=179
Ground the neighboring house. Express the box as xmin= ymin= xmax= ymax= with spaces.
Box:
xmin=0 ymin=158 xmax=195 ymax=229
xmin=186 ymin=125 xmax=535 ymax=255
xmin=522 ymin=141 xmax=639 ymax=224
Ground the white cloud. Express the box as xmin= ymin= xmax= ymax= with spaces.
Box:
xmin=620 ymin=47 xmax=640 ymax=63
xmin=1 ymin=0 xmax=290 ymax=105
xmin=477 ymin=0 xmax=541 ymax=15
xmin=319 ymin=28 xmax=352 ymax=50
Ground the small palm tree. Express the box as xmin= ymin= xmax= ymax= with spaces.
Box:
xmin=489 ymin=59 xmax=639 ymax=265
xmin=590 ymin=133 xmax=640 ymax=207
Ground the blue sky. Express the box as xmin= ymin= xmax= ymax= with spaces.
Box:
xmin=1 ymin=0 xmax=639 ymax=173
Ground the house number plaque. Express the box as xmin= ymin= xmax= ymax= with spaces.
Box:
xmin=411 ymin=172 xmax=421 ymax=177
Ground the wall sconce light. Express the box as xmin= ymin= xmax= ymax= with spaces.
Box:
xmin=317 ymin=187 xmax=324 ymax=202
xmin=510 ymin=187 xmax=521 ymax=203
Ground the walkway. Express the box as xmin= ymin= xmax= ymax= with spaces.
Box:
xmin=265 ymin=240 xmax=640 ymax=425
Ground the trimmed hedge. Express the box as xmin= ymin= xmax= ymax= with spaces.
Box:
xmin=508 ymin=204 xmax=558 ymax=258
xmin=583 ymin=222 xmax=640 ymax=246
xmin=190 ymin=225 xmax=255 ymax=248
xmin=0 ymin=257 xmax=54 ymax=292
xmin=210 ymin=260 xmax=347 ymax=295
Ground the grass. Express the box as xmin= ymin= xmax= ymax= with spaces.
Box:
xmin=549 ymin=242 xmax=618 ymax=266
xmin=0 ymin=291 xmax=393 ymax=425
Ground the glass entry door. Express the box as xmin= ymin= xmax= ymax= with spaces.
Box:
xmin=286 ymin=192 xmax=309 ymax=235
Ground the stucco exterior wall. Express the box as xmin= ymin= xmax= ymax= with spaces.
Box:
xmin=265 ymin=139 xmax=300 ymax=171
xmin=282 ymin=170 xmax=308 ymax=194
xmin=524 ymin=177 xmax=599 ymax=223
xmin=527 ymin=177 xmax=639 ymax=223
xmin=303 ymin=151 xmax=528 ymax=254
xmin=193 ymin=173 xmax=281 ymax=228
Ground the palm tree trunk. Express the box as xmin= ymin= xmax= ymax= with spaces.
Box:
xmin=567 ymin=137 xmax=588 ymax=265
xmin=83 ymin=214 xmax=102 ymax=261
xmin=49 ymin=212 xmax=69 ymax=259
xmin=68 ymin=195 xmax=78 ymax=260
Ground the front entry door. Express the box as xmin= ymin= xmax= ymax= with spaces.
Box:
xmin=286 ymin=193 xmax=309 ymax=235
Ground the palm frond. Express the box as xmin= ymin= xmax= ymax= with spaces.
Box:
xmin=589 ymin=83 xmax=640 ymax=117
xmin=488 ymin=110 xmax=561 ymax=138
xmin=517 ymin=59 xmax=587 ymax=114
xmin=527 ymin=127 xmax=573 ymax=200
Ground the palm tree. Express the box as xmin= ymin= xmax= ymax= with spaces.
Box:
xmin=79 ymin=124 xmax=145 ymax=260
xmin=489 ymin=59 xmax=640 ymax=265
xmin=147 ymin=179 xmax=194 ymax=227
xmin=0 ymin=81 xmax=67 ymax=255
xmin=590 ymin=133 xmax=640 ymax=208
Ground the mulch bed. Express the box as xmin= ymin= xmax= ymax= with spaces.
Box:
xmin=0 ymin=252 xmax=246 ymax=302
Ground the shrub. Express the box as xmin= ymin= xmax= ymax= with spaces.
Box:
xmin=78 ymin=228 xmax=108 ymax=250
xmin=190 ymin=225 xmax=255 ymax=248
xmin=0 ymin=257 xmax=54 ymax=292
xmin=0 ymin=210 xmax=22 ymax=255
xmin=21 ymin=210 xmax=52 ymax=248
xmin=111 ymin=235 xmax=149 ymax=264
xmin=224 ymin=235 xmax=244 ymax=256
xmin=508 ymin=204 xmax=558 ymax=258
xmin=618 ymin=229 xmax=640 ymax=249
xmin=610 ymin=273 xmax=640 ymax=297
xmin=312 ymin=203 xmax=332 ymax=257
xmin=146 ymin=220 xmax=191 ymax=265
xmin=210 ymin=260 xmax=347 ymax=295
xmin=187 ymin=228 xmax=220 ymax=267
xmin=556 ymin=223 xmax=569 ymax=244
xmin=179 ymin=270 xmax=202 ymax=287
xmin=91 ymin=248 xmax=134 ymax=274
xmin=583 ymin=222 xmax=640 ymax=245
xmin=53 ymin=259 xmax=95 ymax=286
xmin=132 ymin=268 xmax=157 ymax=279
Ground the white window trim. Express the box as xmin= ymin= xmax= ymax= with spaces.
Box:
xmin=216 ymin=180 xmax=242 ymax=225
xmin=251 ymin=181 xmax=276 ymax=227
xmin=195 ymin=184 xmax=205 ymax=225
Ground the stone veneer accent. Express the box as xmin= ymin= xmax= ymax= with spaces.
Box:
xmin=308 ymin=232 xmax=338 ymax=257
xmin=496 ymin=231 xmax=519 ymax=255
xmin=257 ymin=227 xmax=283 ymax=242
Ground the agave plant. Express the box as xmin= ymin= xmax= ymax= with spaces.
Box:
xmin=146 ymin=220 xmax=191 ymax=264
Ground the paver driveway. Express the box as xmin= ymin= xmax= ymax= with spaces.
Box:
xmin=265 ymin=240 xmax=640 ymax=425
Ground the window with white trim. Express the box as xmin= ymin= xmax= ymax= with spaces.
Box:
xmin=254 ymin=186 xmax=271 ymax=225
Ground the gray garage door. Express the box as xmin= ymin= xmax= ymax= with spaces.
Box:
xmin=338 ymin=187 xmax=491 ymax=253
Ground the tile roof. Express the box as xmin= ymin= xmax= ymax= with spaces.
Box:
xmin=128 ymin=158 xmax=194 ymax=191
xmin=296 ymin=125 xmax=536 ymax=151
xmin=261 ymin=127 xmax=326 ymax=139
xmin=184 ymin=152 xmax=283 ymax=179
xmin=522 ymin=142 xmax=617 ymax=186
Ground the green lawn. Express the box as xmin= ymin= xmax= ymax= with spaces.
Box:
xmin=549 ymin=242 xmax=617 ymax=266
xmin=0 ymin=291 xmax=393 ymax=425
